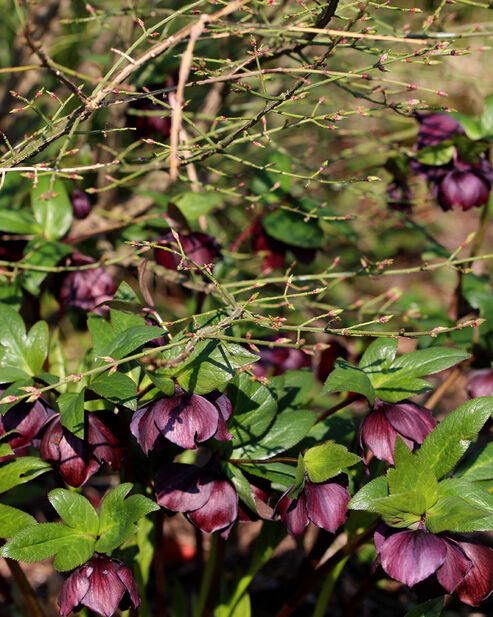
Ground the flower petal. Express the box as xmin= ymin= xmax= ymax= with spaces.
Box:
xmin=275 ymin=491 xmax=309 ymax=536
xmin=116 ymin=562 xmax=141 ymax=610
xmin=58 ymin=564 xmax=92 ymax=616
xmin=383 ymin=401 xmax=436 ymax=445
xmin=82 ymin=557 xmax=127 ymax=617
xmin=360 ymin=408 xmax=413 ymax=464
xmin=454 ymin=540 xmax=493 ymax=606
xmin=305 ymin=480 xmax=350 ymax=533
xmin=380 ymin=530 xmax=447 ymax=588
xmin=155 ymin=463 xmax=214 ymax=513
xmin=153 ymin=393 xmax=219 ymax=450
xmin=436 ymin=538 xmax=472 ymax=593
xmin=206 ymin=391 xmax=233 ymax=442
xmin=88 ymin=412 xmax=124 ymax=470
xmin=130 ymin=405 xmax=162 ymax=455
xmin=187 ymin=478 xmax=238 ymax=534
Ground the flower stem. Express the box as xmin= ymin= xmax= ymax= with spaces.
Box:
xmin=312 ymin=557 xmax=348 ymax=617
xmin=194 ymin=533 xmax=226 ymax=617
xmin=316 ymin=394 xmax=360 ymax=424
xmin=154 ymin=509 xmax=167 ymax=617
xmin=5 ymin=558 xmax=47 ymax=617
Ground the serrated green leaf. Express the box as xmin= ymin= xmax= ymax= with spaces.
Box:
xmin=48 ymin=489 xmax=99 ymax=535
xmin=96 ymin=483 xmax=159 ymax=553
xmin=228 ymin=373 xmax=277 ymax=445
xmin=323 ymin=359 xmax=375 ymax=405
xmin=31 ymin=176 xmax=73 ymax=241
xmin=387 ymin=438 xmax=438 ymax=509
xmin=0 ymin=302 xmax=30 ymax=374
xmin=0 ymin=522 xmax=95 ymax=571
xmin=349 ymin=476 xmax=388 ymax=511
xmin=100 ymin=325 xmax=164 ymax=362
xmin=304 ymin=442 xmax=361 ymax=483
xmin=146 ymin=370 xmax=175 ymax=396
xmin=418 ymin=396 xmax=493 ymax=479
xmin=288 ymin=454 xmax=306 ymax=499
xmin=222 ymin=463 xmax=257 ymax=513
xmin=89 ymin=372 xmax=137 ymax=409
xmin=232 ymin=409 xmax=316 ymax=460
xmin=272 ymin=369 xmax=313 ymax=411
xmin=372 ymin=492 xmax=425 ymax=527
xmin=359 ymin=338 xmax=398 ymax=372
xmin=24 ymin=321 xmax=49 ymax=375
xmin=456 ymin=442 xmax=493 ymax=481
xmin=0 ymin=457 xmax=52 ymax=493
xmin=58 ymin=389 xmax=85 ymax=437
xmin=0 ymin=504 xmax=37 ymax=538
xmin=238 ymin=462 xmax=295 ymax=488
xmin=175 ymin=191 xmax=223 ymax=221
xmin=20 ymin=239 xmax=72 ymax=295
xmin=173 ymin=340 xmax=259 ymax=395
xmin=436 ymin=477 xmax=493 ymax=531
xmin=425 ymin=495 xmax=488 ymax=534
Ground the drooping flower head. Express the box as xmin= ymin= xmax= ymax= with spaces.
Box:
xmin=467 ymin=368 xmax=493 ymax=399
xmin=252 ymin=219 xmax=316 ymax=273
xmin=274 ymin=475 xmax=350 ymax=536
xmin=0 ymin=394 xmax=50 ymax=460
xmin=374 ymin=524 xmax=493 ymax=607
xmin=130 ymin=387 xmax=233 ymax=454
xmin=155 ymin=462 xmax=239 ymax=534
xmin=432 ymin=158 xmax=493 ymax=211
xmin=127 ymin=78 xmax=175 ymax=141
xmin=70 ymin=190 xmax=92 ymax=220
xmin=154 ymin=231 xmax=222 ymax=272
xmin=251 ymin=345 xmax=311 ymax=378
xmin=359 ymin=399 xmax=436 ymax=464
xmin=39 ymin=412 xmax=124 ymax=487
xmin=414 ymin=113 xmax=464 ymax=149
xmin=58 ymin=554 xmax=140 ymax=617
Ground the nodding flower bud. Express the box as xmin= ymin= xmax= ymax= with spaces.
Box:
xmin=154 ymin=231 xmax=222 ymax=272
xmin=414 ymin=113 xmax=463 ymax=149
xmin=434 ymin=163 xmax=492 ymax=211
xmin=58 ymin=554 xmax=140 ymax=617
xmin=70 ymin=189 xmax=92 ymax=220
xmin=0 ymin=394 xmax=50 ymax=460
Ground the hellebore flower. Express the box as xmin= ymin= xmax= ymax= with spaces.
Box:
xmin=130 ymin=388 xmax=233 ymax=453
xmin=274 ymin=476 xmax=350 ymax=536
xmin=433 ymin=160 xmax=492 ymax=211
xmin=40 ymin=412 xmax=124 ymax=487
xmin=467 ymin=368 xmax=493 ymax=398
xmin=359 ymin=399 xmax=436 ymax=465
xmin=414 ymin=113 xmax=464 ymax=149
xmin=154 ymin=231 xmax=221 ymax=271
xmin=155 ymin=462 xmax=239 ymax=534
xmin=0 ymin=395 xmax=50 ymax=458
xmin=70 ymin=190 xmax=92 ymax=220
xmin=374 ymin=525 xmax=493 ymax=606
xmin=127 ymin=78 xmax=174 ymax=141
xmin=252 ymin=345 xmax=311 ymax=378
xmin=252 ymin=220 xmax=316 ymax=273
xmin=58 ymin=252 xmax=117 ymax=315
xmin=58 ymin=554 xmax=140 ymax=617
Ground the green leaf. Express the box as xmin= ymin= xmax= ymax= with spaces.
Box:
xmin=172 ymin=340 xmax=259 ymax=395
xmin=456 ymin=442 xmax=493 ymax=480
xmin=435 ymin=477 xmax=493 ymax=531
xmin=48 ymin=489 xmax=99 ymax=535
xmin=0 ymin=522 xmax=95 ymax=571
xmin=349 ymin=476 xmax=388 ymax=511
xmin=372 ymin=492 xmax=425 ymax=527
xmin=403 ymin=597 xmax=443 ymax=617
xmin=262 ymin=209 xmax=324 ymax=248
xmin=238 ymin=462 xmax=296 ymax=488
xmin=418 ymin=396 xmax=493 ymax=479
xmin=58 ymin=390 xmax=85 ymax=437
xmin=451 ymin=112 xmax=483 ymax=140
xmin=272 ymin=369 xmax=313 ymax=411
xmin=0 ymin=210 xmax=39 ymax=234
xmin=227 ymin=373 xmax=277 ymax=445
xmin=0 ymin=444 xmax=13 ymax=457
xmin=48 ymin=328 xmax=68 ymax=388
xmin=222 ymin=463 xmax=257 ymax=513
xmin=20 ymin=239 xmax=72 ymax=295
xmin=0 ymin=457 xmax=52 ymax=493
xmin=100 ymin=325 xmax=164 ymax=361
xmin=87 ymin=316 xmax=115 ymax=356
xmin=25 ymin=321 xmax=49 ymax=375
xmin=287 ymin=454 xmax=306 ymax=499
xmin=304 ymin=442 xmax=361 ymax=483
xmin=31 ymin=176 xmax=73 ymax=241
xmin=323 ymin=359 xmax=375 ymax=405
xmin=425 ymin=495 xmax=488 ymax=534
xmin=0 ymin=302 xmax=30 ymax=374
xmin=89 ymin=372 xmax=138 ymax=410
xmin=480 ymin=92 xmax=493 ymax=137
xmin=146 ymin=370 xmax=175 ymax=396
xmin=387 ymin=438 xmax=438 ymax=509
xmin=232 ymin=409 xmax=316 ymax=460
xmin=414 ymin=143 xmax=454 ymax=166
xmin=96 ymin=483 xmax=159 ymax=553
xmin=359 ymin=338 xmax=398 ymax=372
xmin=174 ymin=191 xmax=223 ymax=221
xmin=0 ymin=504 xmax=37 ymax=538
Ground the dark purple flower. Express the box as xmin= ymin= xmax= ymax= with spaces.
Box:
xmin=316 ymin=341 xmax=349 ymax=383
xmin=359 ymin=399 xmax=436 ymax=464
xmin=251 ymin=220 xmax=316 ymax=273
xmin=386 ymin=180 xmax=412 ymax=212
xmin=58 ymin=554 xmax=140 ymax=617
xmin=274 ymin=476 xmax=350 ymax=536
xmin=238 ymin=484 xmax=273 ymax=522
xmin=0 ymin=240 xmax=26 ymax=262
xmin=155 ymin=462 xmax=239 ymax=534
xmin=130 ymin=388 xmax=233 ymax=453
xmin=39 ymin=412 xmax=124 ymax=487
xmin=58 ymin=252 xmax=117 ymax=316
xmin=467 ymin=369 xmax=493 ymax=398
xmin=434 ymin=165 xmax=491 ymax=211
xmin=414 ymin=113 xmax=464 ymax=149
xmin=70 ymin=190 xmax=92 ymax=220
xmin=155 ymin=231 xmax=221 ymax=271
xmin=252 ymin=345 xmax=311 ymax=378
xmin=0 ymin=395 xmax=50 ymax=459
xmin=375 ymin=525 xmax=493 ymax=606
xmin=127 ymin=79 xmax=174 ymax=141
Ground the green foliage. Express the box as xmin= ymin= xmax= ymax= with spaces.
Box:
xmin=304 ymin=442 xmax=361 ymax=483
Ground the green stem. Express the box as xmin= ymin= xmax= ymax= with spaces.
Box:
xmin=5 ymin=558 xmax=47 ymax=617
xmin=194 ymin=533 xmax=222 ymax=617
xmin=312 ymin=557 xmax=348 ymax=617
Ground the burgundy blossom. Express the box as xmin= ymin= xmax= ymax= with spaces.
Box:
xmin=252 ymin=345 xmax=311 ymax=378
xmin=58 ymin=252 xmax=117 ymax=316
xmin=274 ymin=475 xmax=350 ymax=536
xmin=252 ymin=220 xmax=316 ymax=273
xmin=70 ymin=190 xmax=92 ymax=220
xmin=0 ymin=395 xmax=50 ymax=459
xmin=130 ymin=388 xmax=233 ymax=453
xmin=375 ymin=525 xmax=493 ymax=606
xmin=414 ymin=113 xmax=464 ymax=149
xmin=359 ymin=399 xmax=436 ymax=464
xmin=433 ymin=164 xmax=491 ymax=211
xmin=40 ymin=412 xmax=124 ymax=487
xmin=155 ymin=462 xmax=239 ymax=534
xmin=467 ymin=368 xmax=493 ymax=398
xmin=58 ymin=554 xmax=140 ymax=617
xmin=155 ymin=231 xmax=221 ymax=271
xmin=127 ymin=78 xmax=174 ymax=141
